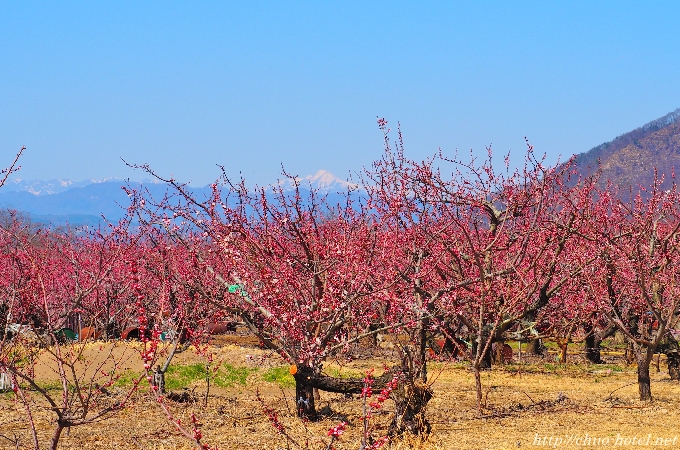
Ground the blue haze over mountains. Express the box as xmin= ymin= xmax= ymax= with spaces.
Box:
xmin=5 ymin=105 xmax=680 ymax=228
xmin=0 ymin=179 xmax=189 ymax=226
xmin=0 ymin=170 xmax=358 ymax=227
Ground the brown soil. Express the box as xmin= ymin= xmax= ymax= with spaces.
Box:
xmin=1 ymin=342 xmax=679 ymax=450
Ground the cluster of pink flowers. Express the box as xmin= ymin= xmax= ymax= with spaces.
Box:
xmin=369 ymin=375 xmax=399 ymax=410
xmin=260 ymin=401 xmax=285 ymax=434
xmin=190 ymin=413 xmax=203 ymax=441
xmin=361 ymin=369 xmax=399 ymax=410
xmin=327 ymin=421 xmax=347 ymax=437
xmin=365 ymin=435 xmax=390 ymax=449
xmin=190 ymin=413 xmax=218 ymax=450
xmin=359 ymin=369 xmax=399 ymax=448
xmin=361 ymin=368 xmax=375 ymax=398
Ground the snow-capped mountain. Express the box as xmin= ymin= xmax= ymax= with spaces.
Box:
xmin=0 ymin=171 xmax=361 ymax=226
xmin=0 ymin=177 xmax=183 ymax=226
xmin=2 ymin=178 xmax=124 ymax=195
xmin=281 ymin=170 xmax=360 ymax=192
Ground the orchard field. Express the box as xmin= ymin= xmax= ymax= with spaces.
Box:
xmin=0 ymin=339 xmax=678 ymax=450
xmin=1 ymin=122 xmax=680 ymax=450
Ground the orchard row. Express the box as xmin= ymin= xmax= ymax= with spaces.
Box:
xmin=1 ymin=123 xmax=680 ymax=447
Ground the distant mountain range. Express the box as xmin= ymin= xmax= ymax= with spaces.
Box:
xmin=283 ymin=170 xmax=359 ymax=192
xmin=0 ymin=171 xmax=359 ymax=226
xmin=1 ymin=177 xmax=127 ymax=196
xmin=6 ymin=109 xmax=680 ymax=228
xmin=0 ymin=181 xmax=181 ymax=226
xmin=573 ymin=108 xmax=680 ymax=191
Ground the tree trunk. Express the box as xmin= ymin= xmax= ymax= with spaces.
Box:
xmin=418 ymin=321 xmax=429 ymax=381
xmin=0 ymin=304 xmax=8 ymax=340
xmin=558 ymin=341 xmax=569 ymax=364
xmin=584 ymin=333 xmax=602 ymax=364
xmin=294 ymin=375 xmax=317 ymax=420
xmin=625 ymin=341 xmax=636 ymax=365
xmin=291 ymin=365 xmax=397 ymax=420
xmin=667 ymin=352 xmax=680 ymax=381
xmin=50 ymin=424 xmax=65 ymax=450
xmin=293 ymin=365 xmax=389 ymax=394
xmin=416 ymin=288 xmax=433 ymax=383
xmin=153 ymin=365 xmax=166 ymax=394
xmin=105 ymin=318 xmax=120 ymax=340
xmin=388 ymin=376 xmax=432 ymax=436
xmin=583 ymin=321 xmax=616 ymax=364
xmin=528 ymin=338 xmax=545 ymax=356
xmin=491 ymin=341 xmax=504 ymax=365
xmin=292 ymin=365 xmax=431 ymax=434
xmin=612 ymin=330 xmax=625 ymax=345
xmin=473 ymin=364 xmax=483 ymax=414
xmin=472 ymin=337 xmax=492 ymax=369
xmin=481 ymin=346 xmax=492 ymax=368
xmin=636 ymin=348 xmax=654 ymax=401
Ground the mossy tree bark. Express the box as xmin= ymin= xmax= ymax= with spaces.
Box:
xmin=292 ymin=365 xmax=432 ymax=434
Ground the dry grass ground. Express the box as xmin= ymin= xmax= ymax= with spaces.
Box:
xmin=0 ymin=342 xmax=679 ymax=450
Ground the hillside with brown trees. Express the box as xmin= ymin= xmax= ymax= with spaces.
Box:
xmin=574 ymin=108 xmax=680 ymax=192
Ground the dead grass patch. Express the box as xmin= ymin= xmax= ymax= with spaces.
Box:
xmin=0 ymin=344 xmax=679 ymax=449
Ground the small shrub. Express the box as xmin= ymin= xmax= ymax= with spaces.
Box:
xmin=160 ymin=363 xmax=256 ymax=390
xmin=114 ymin=370 xmax=141 ymax=388
xmin=262 ymin=366 xmax=295 ymax=388
xmin=165 ymin=363 xmax=207 ymax=390
xmin=325 ymin=366 xmax=363 ymax=379
xmin=213 ymin=364 xmax=255 ymax=388
xmin=36 ymin=380 xmax=63 ymax=391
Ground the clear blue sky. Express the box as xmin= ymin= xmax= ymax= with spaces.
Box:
xmin=2 ymin=2 xmax=679 ymax=186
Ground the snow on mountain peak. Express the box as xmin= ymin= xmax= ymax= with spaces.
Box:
xmin=288 ymin=170 xmax=359 ymax=191
xmin=2 ymin=178 xmax=124 ymax=195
